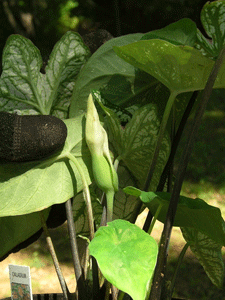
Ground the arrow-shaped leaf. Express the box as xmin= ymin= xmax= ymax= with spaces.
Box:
xmin=114 ymin=39 xmax=225 ymax=94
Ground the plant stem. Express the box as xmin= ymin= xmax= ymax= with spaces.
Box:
xmin=157 ymin=91 xmax=199 ymax=192
xmin=118 ymin=291 xmax=125 ymax=300
xmin=92 ymin=256 xmax=100 ymax=299
xmin=39 ymin=211 xmax=69 ymax=300
xmin=104 ymin=281 xmax=111 ymax=300
xmin=149 ymin=46 xmax=225 ymax=300
xmin=114 ymin=156 xmax=121 ymax=172
xmin=65 ymin=198 xmax=86 ymax=299
xmin=143 ymin=93 xmax=198 ymax=239
xmin=142 ymin=92 xmax=178 ymax=232
xmin=170 ymin=243 xmax=189 ymax=298
xmin=143 ymin=91 xmax=177 ymax=191
xmin=142 ymin=209 xmax=153 ymax=233
xmin=67 ymin=152 xmax=95 ymax=240
xmin=147 ymin=204 xmax=163 ymax=235
xmin=112 ymin=285 xmax=119 ymax=299
xmin=106 ymin=190 xmax=115 ymax=222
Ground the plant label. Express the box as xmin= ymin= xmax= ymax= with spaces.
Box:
xmin=9 ymin=264 xmax=33 ymax=300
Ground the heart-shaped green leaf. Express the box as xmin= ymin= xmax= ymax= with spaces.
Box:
xmin=89 ymin=219 xmax=158 ymax=300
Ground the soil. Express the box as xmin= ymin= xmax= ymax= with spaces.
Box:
xmin=0 ymin=244 xmax=76 ymax=298
xmin=0 ymin=209 xmax=185 ymax=298
xmin=0 ymin=206 xmax=224 ymax=299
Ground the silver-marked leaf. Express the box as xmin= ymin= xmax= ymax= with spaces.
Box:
xmin=89 ymin=219 xmax=158 ymax=300
xmin=121 ymin=104 xmax=170 ymax=190
xmin=0 ymin=35 xmax=43 ymax=112
xmin=0 ymin=115 xmax=92 ymax=217
xmin=181 ymin=227 xmax=224 ymax=289
xmin=195 ymin=29 xmax=216 ymax=58
xmin=113 ymin=165 xmax=141 ymax=221
xmin=0 ymin=32 xmax=90 ymax=116
xmin=95 ymin=95 xmax=124 ymax=156
xmin=200 ymin=0 xmax=225 ymax=58
xmin=137 ymin=191 xmax=225 ymax=246
xmin=45 ymin=31 xmax=90 ymax=117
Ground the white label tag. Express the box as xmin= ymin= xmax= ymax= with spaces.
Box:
xmin=9 ymin=264 xmax=33 ymax=300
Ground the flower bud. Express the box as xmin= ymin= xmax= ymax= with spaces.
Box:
xmin=85 ymin=93 xmax=118 ymax=194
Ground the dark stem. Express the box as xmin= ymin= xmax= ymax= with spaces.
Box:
xmin=92 ymin=256 xmax=100 ymax=299
xmin=143 ymin=92 xmax=198 ymax=237
xmin=149 ymin=46 xmax=225 ymax=300
xmin=142 ymin=209 xmax=153 ymax=233
xmin=157 ymin=91 xmax=199 ymax=192
xmin=142 ymin=92 xmax=198 ymax=233
xmin=65 ymin=199 xmax=86 ymax=300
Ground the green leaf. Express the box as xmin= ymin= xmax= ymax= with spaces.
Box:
xmin=0 ymin=209 xmax=50 ymax=261
xmin=199 ymin=0 xmax=225 ymax=58
xmin=89 ymin=219 xmax=158 ymax=300
xmin=133 ymin=69 xmax=170 ymax=119
xmin=99 ymin=74 xmax=139 ymax=123
xmin=141 ymin=18 xmax=197 ymax=47
xmin=0 ymin=115 xmax=92 ymax=217
xmin=136 ymin=191 xmax=225 ymax=246
xmin=0 ymin=32 xmax=90 ymax=116
xmin=69 ymin=33 xmax=143 ymax=118
xmin=123 ymin=186 xmax=142 ymax=197
xmin=181 ymin=227 xmax=224 ymax=289
xmin=114 ymin=39 xmax=225 ymax=94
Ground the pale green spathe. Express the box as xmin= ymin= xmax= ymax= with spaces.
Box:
xmin=85 ymin=93 xmax=118 ymax=193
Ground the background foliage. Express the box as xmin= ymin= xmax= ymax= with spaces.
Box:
xmin=0 ymin=0 xmax=207 ymax=68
